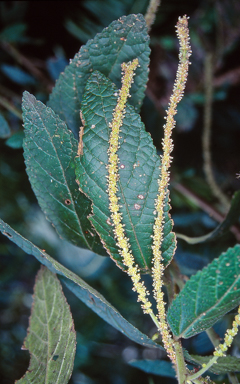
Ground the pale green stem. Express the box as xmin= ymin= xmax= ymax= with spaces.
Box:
xmin=187 ymin=355 xmax=218 ymax=381
xmin=174 ymin=340 xmax=188 ymax=384
xmin=150 ymin=312 xmax=161 ymax=329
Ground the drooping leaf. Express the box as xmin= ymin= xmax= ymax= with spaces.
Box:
xmin=75 ymin=72 xmax=175 ymax=272
xmin=167 ymin=244 xmax=240 ymax=338
xmin=177 ymin=191 xmax=240 ymax=244
xmin=129 ymin=359 xmax=176 ymax=378
xmin=0 ymin=218 xmax=163 ymax=351
xmin=22 ymin=91 xmax=106 ymax=255
xmin=185 ymin=353 xmax=240 ymax=375
xmin=48 ymin=13 xmax=150 ymax=137
xmin=16 ymin=266 xmax=76 ymax=384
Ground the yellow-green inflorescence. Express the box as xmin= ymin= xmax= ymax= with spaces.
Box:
xmin=214 ymin=305 xmax=240 ymax=357
xmin=152 ymin=15 xmax=191 ymax=364
xmin=107 ymin=58 xmax=152 ymax=315
xmin=107 ymin=15 xmax=191 ymax=366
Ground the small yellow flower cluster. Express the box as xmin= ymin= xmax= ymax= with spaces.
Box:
xmin=214 ymin=306 xmax=240 ymax=357
xmin=107 ymin=58 xmax=152 ymax=314
xmin=152 ymin=15 xmax=191 ymax=364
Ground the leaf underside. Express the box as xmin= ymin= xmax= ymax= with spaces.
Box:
xmin=16 ymin=266 xmax=76 ymax=384
xmin=48 ymin=14 xmax=150 ymax=138
xmin=0 ymin=218 xmax=163 ymax=351
xmin=167 ymin=244 xmax=240 ymax=338
xmin=75 ymin=71 xmax=176 ymax=273
xmin=22 ymin=91 xmax=106 ymax=256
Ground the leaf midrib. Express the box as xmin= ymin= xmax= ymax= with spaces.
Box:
xmin=27 ymin=98 xmax=92 ymax=250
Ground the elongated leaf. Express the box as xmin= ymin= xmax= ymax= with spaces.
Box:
xmin=185 ymin=353 xmax=240 ymax=375
xmin=48 ymin=14 xmax=150 ymax=137
xmin=177 ymin=191 xmax=240 ymax=244
xmin=75 ymin=72 xmax=175 ymax=272
xmin=129 ymin=359 xmax=176 ymax=377
xmin=22 ymin=91 xmax=106 ymax=256
xmin=167 ymin=244 xmax=240 ymax=338
xmin=0 ymin=218 xmax=163 ymax=351
xmin=1 ymin=64 xmax=36 ymax=85
xmin=16 ymin=266 xmax=76 ymax=384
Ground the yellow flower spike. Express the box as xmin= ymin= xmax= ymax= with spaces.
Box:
xmin=107 ymin=58 xmax=152 ymax=315
xmin=214 ymin=305 xmax=240 ymax=357
xmin=151 ymin=15 xmax=191 ymax=364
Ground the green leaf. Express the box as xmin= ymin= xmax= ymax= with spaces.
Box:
xmin=177 ymin=191 xmax=240 ymax=244
xmin=5 ymin=130 xmax=24 ymax=148
xmin=22 ymin=91 xmax=106 ymax=256
xmin=48 ymin=14 xmax=150 ymax=137
xmin=1 ymin=64 xmax=36 ymax=85
xmin=16 ymin=266 xmax=76 ymax=384
xmin=75 ymin=72 xmax=175 ymax=272
xmin=0 ymin=218 xmax=163 ymax=351
xmin=0 ymin=114 xmax=11 ymax=138
xmin=129 ymin=359 xmax=176 ymax=377
xmin=185 ymin=354 xmax=240 ymax=375
xmin=0 ymin=23 xmax=27 ymax=43
xmin=167 ymin=244 xmax=240 ymax=338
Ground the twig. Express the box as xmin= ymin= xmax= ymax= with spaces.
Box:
xmin=0 ymin=95 xmax=22 ymax=120
xmin=173 ymin=182 xmax=240 ymax=241
xmin=214 ymin=66 xmax=240 ymax=87
xmin=202 ymin=53 xmax=230 ymax=211
xmin=0 ymin=41 xmax=53 ymax=92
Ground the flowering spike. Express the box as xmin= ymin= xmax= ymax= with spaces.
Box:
xmin=107 ymin=59 xmax=152 ymax=314
xmin=151 ymin=15 xmax=191 ymax=363
xmin=214 ymin=305 xmax=240 ymax=357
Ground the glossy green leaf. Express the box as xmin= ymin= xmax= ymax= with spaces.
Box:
xmin=16 ymin=266 xmax=76 ymax=384
xmin=186 ymin=353 xmax=240 ymax=375
xmin=48 ymin=14 xmax=150 ymax=137
xmin=22 ymin=91 xmax=106 ymax=255
xmin=129 ymin=359 xmax=176 ymax=377
xmin=0 ymin=218 xmax=163 ymax=351
xmin=177 ymin=191 xmax=240 ymax=244
xmin=167 ymin=244 xmax=240 ymax=338
xmin=75 ymin=72 xmax=175 ymax=272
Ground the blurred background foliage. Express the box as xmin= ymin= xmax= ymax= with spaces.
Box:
xmin=0 ymin=1 xmax=240 ymax=383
